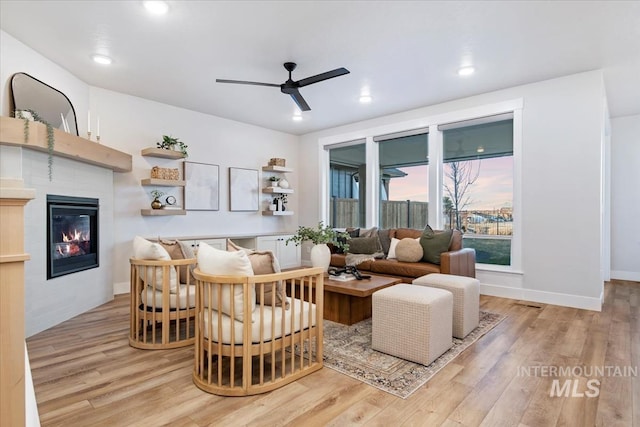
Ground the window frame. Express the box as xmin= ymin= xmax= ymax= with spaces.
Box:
xmin=318 ymin=98 xmax=523 ymax=273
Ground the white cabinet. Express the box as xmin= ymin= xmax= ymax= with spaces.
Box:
xmin=182 ymin=238 xmax=226 ymax=252
xmin=256 ymin=235 xmax=300 ymax=269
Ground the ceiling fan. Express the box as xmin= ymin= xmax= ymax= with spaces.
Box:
xmin=216 ymin=62 xmax=350 ymax=111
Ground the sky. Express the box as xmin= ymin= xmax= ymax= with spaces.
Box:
xmin=388 ymin=157 xmax=513 ymax=211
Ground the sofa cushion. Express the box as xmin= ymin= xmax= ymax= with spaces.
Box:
xmin=197 ymin=242 xmax=255 ymax=322
xmin=348 ymin=236 xmax=382 ymax=255
xmin=335 ymin=228 xmax=360 ymax=254
xmin=391 ymin=228 xmax=422 ymax=240
xmin=377 ymin=229 xmax=392 ymax=256
xmin=395 ymin=238 xmax=424 ymax=262
xmin=420 ymin=225 xmax=453 ymax=265
xmin=388 ymin=237 xmax=420 ymax=259
xmin=133 ymin=236 xmax=178 ymax=292
xmin=226 ymin=240 xmax=288 ymax=308
xmin=359 ymin=227 xmax=379 ymax=238
xmin=369 ymin=259 xmax=440 ymax=277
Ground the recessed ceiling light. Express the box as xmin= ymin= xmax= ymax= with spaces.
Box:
xmin=143 ymin=1 xmax=169 ymax=15
xmin=476 ymin=146 xmax=485 ymax=153
xmin=458 ymin=66 xmax=475 ymax=77
xmin=359 ymin=95 xmax=372 ymax=104
xmin=292 ymin=113 xmax=303 ymax=122
xmin=91 ymin=54 xmax=112 ymax=65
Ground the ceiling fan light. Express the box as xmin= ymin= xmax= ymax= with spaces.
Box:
xmin=91 ymin=54 xmax=112 ymax=65
xmin=143 ymin=1 xmax=169 ymax=15
xmin=359 ymin=95 xmax=372 ymax=104
xmin=292 ymin=113 xmax=303 ymax=122
xmin=458 ymin=66 xmax=475 ymax=77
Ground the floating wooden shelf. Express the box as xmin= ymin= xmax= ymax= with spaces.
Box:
xmin=141 ymin=209 xmax=186 ymax=216
xmin=262 ymin=165 xmax=293 ymax=173
xmin=141 ymin=178 xmax=186 ymax=187
xmin=262 ymin=187 xmax=294 ymax=194
xmin=262 ymin=210 xmax=294 ymax=216
xmin=141 ymin=147 xmax=186 ymax=159
xmin=0 ymin=116 xmax=132 ymax=172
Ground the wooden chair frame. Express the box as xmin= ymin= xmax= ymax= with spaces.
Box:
xmin=192 ymin=267 xmax=324 ymax=396
xmin=129 ymin=258 xmax=197 ymax=349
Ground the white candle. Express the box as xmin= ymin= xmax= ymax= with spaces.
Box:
xmin=97 ymin=116 xmax=100 ymax=137
xmin=88 ymin=110 xmax=91 ymax=133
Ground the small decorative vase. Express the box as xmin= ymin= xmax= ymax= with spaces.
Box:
xmin=271 ymin=180 xmax=279 ymax=187
xmin=279 ymin=178 xmax=290 ymax=189
xmin=310 ymin=243 xmax=331 ymax=272
xmin=151 ymin=198 xmax=162 ymax=209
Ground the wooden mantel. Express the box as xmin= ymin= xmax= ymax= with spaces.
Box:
xmin=0 ymin=116 xmax=132 ymax=172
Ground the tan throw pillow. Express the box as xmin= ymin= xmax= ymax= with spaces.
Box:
xmin=395 ymin=238 xmax=424 ymax=262
xmin=226 ymin=239 xmax=288 ymax=308
xmin=132 ymin=236 xmax=178 ymax=292
xmin=157 ymin=239 xmax=196 ymax=285
xmin=197 ymin=242 xmax=255 ymax=322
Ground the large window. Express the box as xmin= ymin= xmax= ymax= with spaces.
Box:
xmin=376 ymin=130 xmax=429 ymax=229
xmin=329 ymin=141 xmax=366 ymax=228
xmin=441 ymin=115 xmax=514 ymax=265
xmin=322 ymin=101 xmax=521 ymax=270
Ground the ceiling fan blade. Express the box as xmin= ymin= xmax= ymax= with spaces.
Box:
xmin=216 ymin=79 xmax=280 ymax=88
xmin=297 ymin=67 xmax=350 ymax=87
xmin=288 ymin=89 xmax=311 ymax=111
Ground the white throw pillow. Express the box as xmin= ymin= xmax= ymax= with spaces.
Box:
xmin=132 ymin=236 xmax=178 ymax=292
xmin=197 ymin=242 xmax=255 ymax=322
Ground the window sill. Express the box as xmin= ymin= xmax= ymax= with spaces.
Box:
xmin=475 ymin=264 xmax=523 ymax=275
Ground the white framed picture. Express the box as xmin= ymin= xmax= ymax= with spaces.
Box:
xmin=229 ymin=167 xmax=259 ymax=211
xmin=184 ymin=161 xmax=219 ymax=211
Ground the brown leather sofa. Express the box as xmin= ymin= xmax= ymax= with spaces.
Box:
xmin=330 ymin=228 xmax=476 ymax=283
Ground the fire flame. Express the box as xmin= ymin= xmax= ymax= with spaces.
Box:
xmin=62 ymin=229 xmax=89 ymax=242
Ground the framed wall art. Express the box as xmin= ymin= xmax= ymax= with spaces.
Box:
xmin=229 ymin=167 xmax=259 ymax=211
xmin=183 ymin=161 xmax=219 ymax=211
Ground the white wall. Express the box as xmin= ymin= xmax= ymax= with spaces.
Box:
xmin=298 ymin=71 xmax=607 ymax=310
xmin=1 ymin=30 xmax=300 ymax=335
xmin=611 ymin=114 xmax=640 ymax=281
xmin=91 ymin=87 xmax=299 ymax=289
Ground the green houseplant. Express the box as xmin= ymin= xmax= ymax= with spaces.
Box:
xmin=287 ymin=222 xmax=350 ymax=271
xmin=15 ymin=109 xmax=55 ymax=180
xmin=150 ymin=189 xmax=165 ymax=209
xmin=157 ymin=135 xmax=188 ymax=157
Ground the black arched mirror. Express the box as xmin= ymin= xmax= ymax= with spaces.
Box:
xmin=10 ymin=72 xmax=79 ymax=136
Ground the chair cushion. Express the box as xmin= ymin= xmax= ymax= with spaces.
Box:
xmin=227 ymin=239 xmax=288 ymax=308
xmin=197 ymin=242 xmax=255 ymax=322
xmin=141 ymin=284 xmax=196 ymax=309
xmin=157 ymin=239 xmax=195 ymax=285
xmin=202 ymin=297 xmax=316 ymax=344
xmin=133 ymin=236 xmax=178 ymax=292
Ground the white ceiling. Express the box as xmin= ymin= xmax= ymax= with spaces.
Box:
xmin=1 ymin=1 xmax=639 ymax=135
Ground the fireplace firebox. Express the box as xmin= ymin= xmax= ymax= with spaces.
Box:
xmin=47 ymin=195 xmax=99 ymax=279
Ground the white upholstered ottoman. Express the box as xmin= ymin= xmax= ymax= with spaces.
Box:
xmin=372 ymin=284 xmax=453 ymax=366
xmin=413 ymin=273 xmax=479 ymax=339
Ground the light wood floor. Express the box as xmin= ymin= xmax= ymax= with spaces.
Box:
xmin=27 ymin=280 xmax=638 ymax=426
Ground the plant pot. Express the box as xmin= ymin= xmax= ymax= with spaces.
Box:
xmin=151 ymin=198 xmax=162 ymax=209
xmin=310 ymin=243 xmax=331 ymax=272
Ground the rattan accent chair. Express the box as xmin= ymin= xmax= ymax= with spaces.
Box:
xmin=129 ymin=258 xmax=197 ymax=349
xmin=192 ymin=267 xmax=324 ymax=396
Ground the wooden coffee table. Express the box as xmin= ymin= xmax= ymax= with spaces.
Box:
xmin=308 ymin=274 xmax=401 ymax=325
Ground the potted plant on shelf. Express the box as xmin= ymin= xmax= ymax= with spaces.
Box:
xmin=269 ymin=176 xmax=281 ymax=187
xmin=157 ymin=135 xmax=188 ymax=157
xmin=150 ymin=189 xmax=165 ymax=209
xmin=286 ymin=222 xmax=350 ymax=271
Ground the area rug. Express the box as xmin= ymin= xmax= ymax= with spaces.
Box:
xmin=321 ymin=311 xmax=505 ymax=399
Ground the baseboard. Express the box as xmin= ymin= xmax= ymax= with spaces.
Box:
xmin=113 ymin=281 xmax=129 ymax=295
xmin=611 ymin=270 xmax=640 ymax=282
xmin=480 ymin=283 xmax=602 ymax=312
